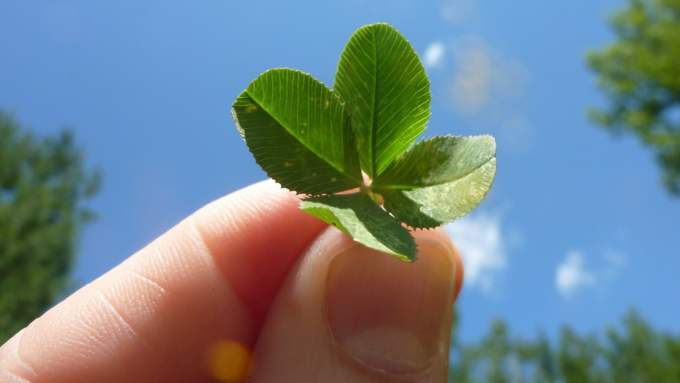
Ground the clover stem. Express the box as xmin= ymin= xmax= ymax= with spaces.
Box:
xmin=359 ymin=182 xmax=372 ymax=195
xmin=359 ymin=180 xmax=384 ymax=205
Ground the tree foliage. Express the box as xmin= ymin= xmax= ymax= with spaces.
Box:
xmin=588 ymin=0 xmax=680 ymax=195
xmin=0 ymin=110 xmax=100 ymax=344
xmin=449 ymin=310 xmax=680 ymax=382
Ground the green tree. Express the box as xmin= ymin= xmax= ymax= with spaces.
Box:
xmin=588 ymin=0 xmax=680 ymax=195
xmin=448 ymin=310 xmax=680 ymax=382
xmin=556 ymin=327 xmax=603 ymax=383
xmin=604 ymin=311 xmax=680 ymax=382
xmin=449 ymin=318 xmax=540 ymax=383
xmin=0 ymin=110 xmax=100 ymax=344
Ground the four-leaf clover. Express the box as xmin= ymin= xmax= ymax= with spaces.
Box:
xmin=232 ymin=23 xmax=497 ymax=261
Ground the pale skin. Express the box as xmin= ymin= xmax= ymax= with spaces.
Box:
xmin=0 ymin=180 xmax=464 ymax=382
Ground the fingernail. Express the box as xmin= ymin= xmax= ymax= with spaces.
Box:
xmin=325 ymin=238 xmax=454 ymax=375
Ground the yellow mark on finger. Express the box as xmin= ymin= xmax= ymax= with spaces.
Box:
xmin=206 ymin=341 xmax=252 ymax=382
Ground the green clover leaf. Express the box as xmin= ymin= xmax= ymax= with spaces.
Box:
xmin=334 ymin=23 xmax=431 ymax=179
xmin=231 ymin=23 xmax=497 ymax=262
xmin=232 ymin=69 xmax=362 ymax=195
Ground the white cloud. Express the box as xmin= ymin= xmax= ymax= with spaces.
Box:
xmin=423 ymin=42 xmax=445 ymax=69
xmin=555 ymin=248 xmax=627 ymax=300
xmin=601 ymin=249 xmax=627 ymax=282
xmin=555 ymin=250 xmax=596 ymax=299
xmin=602 ymin=249 xmax=627 ymax=268
xmin=450 ymin=42 xmax=492 ymax=114
xmin=442 ymin=0 xmax=476 ymax=24
xmin=448 ymin=34 xmax=530 ymax=116
xmin=445 ymin=212 xmax=507 ymax=292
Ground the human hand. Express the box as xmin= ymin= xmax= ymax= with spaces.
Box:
xmin=0 ymin=180 xmax=464 ymax=382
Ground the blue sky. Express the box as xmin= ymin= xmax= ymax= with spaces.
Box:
xmin=2 ymin=1 xmax=679 ymax=343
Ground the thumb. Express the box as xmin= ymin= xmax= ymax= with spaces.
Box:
xmin=249 ymin=227 xmax=460 ymax=382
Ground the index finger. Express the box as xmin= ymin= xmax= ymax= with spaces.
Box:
xmin=0 ymin=180 xmax=327 ymax=382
